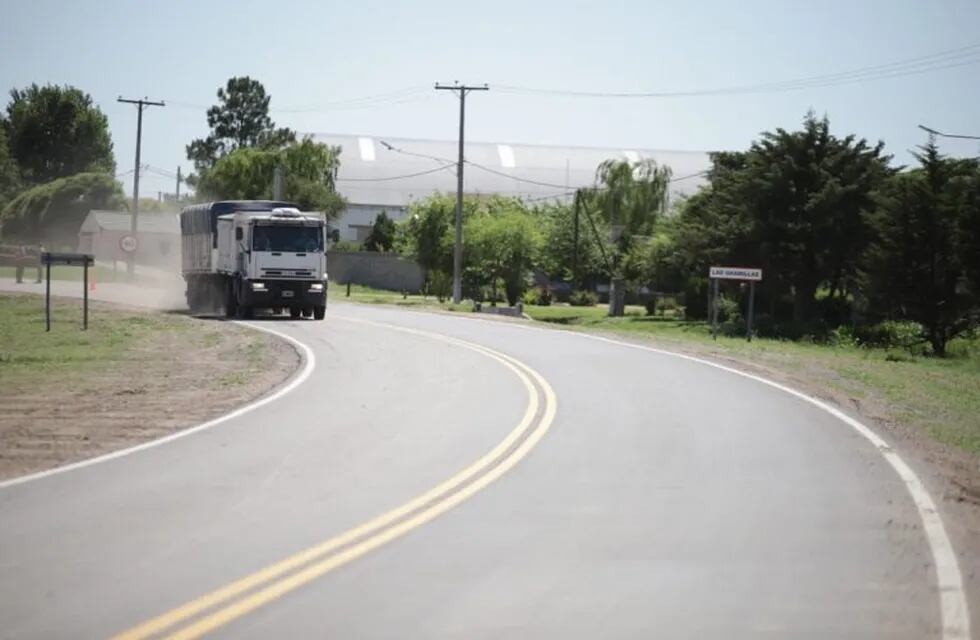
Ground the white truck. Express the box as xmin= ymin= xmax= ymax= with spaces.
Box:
xmin=180 ymin=200 xmax=328 ymax=320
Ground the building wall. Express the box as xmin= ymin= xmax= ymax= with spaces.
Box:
xmin=79 ymin=229 xmax=180 ymax=271
xmin=333 ymin=203 xmax=408 ymax=241
xmin=327 ymin=251 xmax=423 ymax=292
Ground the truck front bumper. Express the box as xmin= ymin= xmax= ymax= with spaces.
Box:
xmin=241 ymin=280 xmax=327 ymax=308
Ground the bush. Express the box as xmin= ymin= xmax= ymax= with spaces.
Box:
xmin=522 ymin=288 xmax=552 ymax=306
xmin=330 ymin=239 xmax=362 ymax=252
xmin=853 ymin=321 xmax=927 ymax=352
xmin=569 ymin=290 xmax=598 ymax=307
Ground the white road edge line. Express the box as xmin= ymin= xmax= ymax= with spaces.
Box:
xmin=0 ymin=322 xmax=315 ymax=491
xmin=570 ymin=331 xmax=970 ymax=640
xmin=445 ymin=308 xmax=970 ymax=640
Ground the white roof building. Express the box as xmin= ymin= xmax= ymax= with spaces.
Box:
xmin=312 ymin=133 xmax=711 ymax=241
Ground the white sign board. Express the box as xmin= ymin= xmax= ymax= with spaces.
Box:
xmin=709 ymin=266 xmax=762 ymax=281
xmin=119 ymin=235 xmax=139 ymax=253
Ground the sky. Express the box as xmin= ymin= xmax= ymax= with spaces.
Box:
xmin=2 ymin=0 xmax=979 ymax=197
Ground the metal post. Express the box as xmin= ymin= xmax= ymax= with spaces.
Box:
xmin=45 ymin=260 xmax=51 ymax=332
xmin=711 ymin=278 xmax=719 ymax=340
xmin=176 ymin=166 xmax=181 ymax=201
xmin=83 ymin=261 xmax=89 ymax=330
xmin=746 ymin=281 xmax=755 ymax=342
xmin=573 ymin=190 xmax=580 ymax=288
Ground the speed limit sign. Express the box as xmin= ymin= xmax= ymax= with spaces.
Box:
xmin=120 ymin=234 xmax=139 ymax=253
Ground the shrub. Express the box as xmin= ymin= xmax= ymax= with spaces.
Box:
xmin=853 ymin=321 xmax=926 ymax=351
xmin=330 ymin=239 xmax=362 ymax=252
xmin=569 ymin=290 xmax=598 ymax=307
xmin=523 ymin=288 xmax=552 ymax=306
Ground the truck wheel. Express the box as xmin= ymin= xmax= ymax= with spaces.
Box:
xmin=289 ymin=307 xmax=302 ymax=319
xmin=238 ymin=305 xmax=254 ymax=320
xmin=313 ymin=305 xmax=325 ymax=320
xmin=223 ymin=283 xmax=237 ymax=318
xmin=303 ymin=307 xmax=313 ymax=319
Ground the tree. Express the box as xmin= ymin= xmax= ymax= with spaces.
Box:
xmin=465 ymin=206 xmax=542 ymax=305
xmin=396 ymin=194 xmax=459 ymax=291
xmin=186 ymin=76 xmax=296 ymax=174
xmin=592 ymin=158 xmax=672 ymax=315
xmin=0 ymin=124 xmax=20 ymax=210
xmin=4 ymin=84 xmax=115 ymax=184
xmin=864 ymin=140 xmax=980 ymax=356
xmin=536 ymin=200 xmax=607 ymax=288
xmin=364 ymin=211 xmax=396 ymax=252
xmin=194 ymin=138 xmax=345 ymax=217
xmin=0 ymin=172 xmax=124 ymax=244
xmin=672 ymin=114 xmax=891 ymax=326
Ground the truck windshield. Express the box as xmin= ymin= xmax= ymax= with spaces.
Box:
xmin=252 ymin=225 xmax=323 ymax=253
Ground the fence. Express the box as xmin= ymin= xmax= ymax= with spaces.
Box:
xmin=328 ymin=251 xmax=424 ymax=293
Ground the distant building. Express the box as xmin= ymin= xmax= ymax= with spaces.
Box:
xmin=77 ymin=210 xmax=181 ymax=270
xmin=313 ymin=134 xmax=712 ymax=241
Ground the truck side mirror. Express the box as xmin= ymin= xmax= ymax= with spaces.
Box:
xmin=235 ymin=227 xmax=243 ymax=241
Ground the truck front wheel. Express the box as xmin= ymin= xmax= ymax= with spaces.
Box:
xmin=223 ymin=282 xmax=237 ymax=318
xmin=289 ymin=307 xmax=302 ymax=319
xmin=313 ymin=305 xmax=325 ymax=320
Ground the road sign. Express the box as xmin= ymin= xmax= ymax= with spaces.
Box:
xmin=120 ymin=234 xmax=139 ymax=253
xmin=709 ymin=266 xmax=762 ymax=281
xmin=41 ymin=252 xmax=94 ymax=266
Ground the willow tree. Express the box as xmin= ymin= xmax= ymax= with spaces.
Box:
xmin=593 ymin=158 xmax=671 ymax=315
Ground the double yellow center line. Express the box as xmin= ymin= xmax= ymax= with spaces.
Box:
xmin=112 ymin=318 xmax=558 ymax=639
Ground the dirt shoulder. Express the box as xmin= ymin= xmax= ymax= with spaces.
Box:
xmin=0 ymin=293 xmax=299 ymax=481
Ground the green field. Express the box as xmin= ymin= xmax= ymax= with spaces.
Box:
xmin=338 ymin=284 xmax=980 ymax=457
xmin=0 ymin=264 xmax=131 ymax=284
xmin=0 ymin=293 xmax=189 ymax=385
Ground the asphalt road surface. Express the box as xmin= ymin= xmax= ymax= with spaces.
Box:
xmin=0 ymin=281 xmax=970 ymax=639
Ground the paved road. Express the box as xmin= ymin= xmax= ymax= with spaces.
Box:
xmin=0 ymin=281 xmax=966 ymax=638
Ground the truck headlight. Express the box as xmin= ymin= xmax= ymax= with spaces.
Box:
xmin=309 ymin=282 xmax=324 ymax=292
xmin=251 ymin=281 xmax=266 ymax=291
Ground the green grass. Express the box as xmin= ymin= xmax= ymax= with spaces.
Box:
xmin=0 ymin=293 xmax=184 ymax=385
xmin=0 ymin=264 xmax=134 ymax=284
xmin=340 ymin=283 xmax=980 ymax=457
xmin=333 ymin=281 xmax=472 ymax=312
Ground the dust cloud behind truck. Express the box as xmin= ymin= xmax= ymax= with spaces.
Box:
xmin=180 ymin=200 xmax=328 ymax=320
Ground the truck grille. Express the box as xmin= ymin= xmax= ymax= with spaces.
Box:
xmin=262 ymin=269 xmax=314 ymax=278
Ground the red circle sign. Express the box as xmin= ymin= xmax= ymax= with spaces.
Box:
xmin=120 ymin=235 xmax=139 ymax=253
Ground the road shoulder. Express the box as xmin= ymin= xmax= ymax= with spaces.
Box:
xmin=0 ymin=293 xmax=300 ymax=481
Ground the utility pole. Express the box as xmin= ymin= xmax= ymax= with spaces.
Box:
xmin=273 ymin=165 xmax=284 ymax=200
xmin=572 ymin=189 xmax=581 ymax=289
xmin=435 ymin=81 xmax=489 ymax=304
xmin=176 ymin=166 xmax=181 ymax=201
xmin=117 ymin=97 xmax=165 ymax=277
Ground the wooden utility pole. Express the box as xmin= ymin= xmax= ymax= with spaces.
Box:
xmin=434 ymin=82 xmax=489 ymax=304
xmin=117 ymin=97 xmax=165 ymax=277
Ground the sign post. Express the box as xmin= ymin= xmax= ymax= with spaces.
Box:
xmin=41 ymin=253 xmax=94 ymax=332
xmin=708 ymin=266 xmax=763 ymax=341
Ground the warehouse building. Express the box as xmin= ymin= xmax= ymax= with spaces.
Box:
xmin=314 ymin=134 xmax=712 ymax=241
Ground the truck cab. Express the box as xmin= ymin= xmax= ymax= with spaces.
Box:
xmin=216 ymin=208 xmax=328 ymax=319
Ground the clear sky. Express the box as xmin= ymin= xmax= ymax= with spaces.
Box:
xmin=2 ymin=0 xmax=979 ymax=196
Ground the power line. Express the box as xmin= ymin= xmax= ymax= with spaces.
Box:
xmin=164 ymin=87 xmax=432 ymax=114
xmin=496 ymin=42 xmax=980 ymax=99
xmin=337 ymin=164 xmax=457 ymax=182
xmin=918 ymin=124 xmax=980 ymax=141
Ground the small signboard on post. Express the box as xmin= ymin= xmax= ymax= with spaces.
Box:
xmin=41 ymin=252 xmax=94 ymax=332
xmin=119 ymin=234 xmax=138 ymax=254
xmin=709 ymin=265 xmax=763 ymax=341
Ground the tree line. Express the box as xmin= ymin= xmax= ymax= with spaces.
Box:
xmin=357 ymin=112 xmax=979 ymax=356
xmin=0 ymin=76 xmax=346 ymax=247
